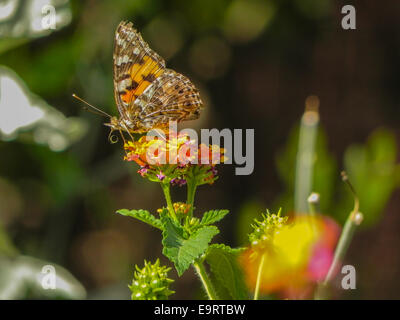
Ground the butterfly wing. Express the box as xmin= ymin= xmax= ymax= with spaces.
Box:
xmin=132 ymin=69 xmax=203 ymax=132
xmin=113 ymin=21 xmax=165 ymax=120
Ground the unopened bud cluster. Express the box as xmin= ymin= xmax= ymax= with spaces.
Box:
xmin=129 ymin=259 xmax=174 ymax=300
xmin=249 ymin=209 xmax=288 ymax=250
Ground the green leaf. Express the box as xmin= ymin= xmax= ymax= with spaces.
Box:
xmin=117 ymin=209 xmax=163 ymax=230
xmin=161 ymin=214 xmax=219 ymax=276
xmin=341 ymin=128 xmax=400 ymax=226
xmin=205 ymin=244 xmax=248 ymax=300
xmin=200 ymin=210 xmax=229 ymax=226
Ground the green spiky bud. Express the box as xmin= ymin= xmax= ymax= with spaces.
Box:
xmin=129 ymin=259 xmax=175 ymax=300
xmin=249 ymin=209 xmax=288 ymax=249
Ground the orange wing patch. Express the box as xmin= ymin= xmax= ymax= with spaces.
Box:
xmin=119 ymin=55 xmax=164 ymax=105
xmin=113 ymin=21 xmax=166 ymax=118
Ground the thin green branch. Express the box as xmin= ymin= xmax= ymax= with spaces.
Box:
xmin=253 ymin=253 xmax=266 ymax=300
xmin=295 ymin=97 xmax=320 ymax=214
xmin=323 ymin=211 xmax=363 ymax=286
xmin=307 ymin=192 xmax=320 ymax=216
xmin=186 ymin=179 xmax=198 ymax=218
xmin=160 ymin=182 xmax=177 ymax=221
xmin=315 ymin=171 xmax=363 ymax=299
xmin=193 ymin=260 xmax=218 ymax=300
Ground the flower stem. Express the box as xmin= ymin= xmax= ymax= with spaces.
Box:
xmin=307 ymin=192 xmax=320 ymax=235
xmin=323 ymin=211 xmax=363 ymax=286
xmin=253 ymin=253 xmax=266 ymax=300
xmin=193 ymin=261 xmax=218 ymax=300
xmin=315 ymin=172 xmax=363 ymax=299
xmin=324 ymin=172 xmax=362 ymax=285
xmin=315 ymin=211 xmax=363 ymax=299
xmin=307 ymin=192 xmax=320 ymax=216
xmin=294 ymin=97 xmax=320 ymax=214
xmin=186 ymin=179 xmax=198 ymax=218
xmin=161 ymin=182 xmax=177 ymax=221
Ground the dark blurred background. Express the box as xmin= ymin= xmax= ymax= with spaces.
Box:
xmin=0 ymin=0 xmax=399 ymax=299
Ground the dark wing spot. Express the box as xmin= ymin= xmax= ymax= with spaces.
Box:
xmin=117 ymin=74 xmax=131 ymax=81
xmin=136 ymin=56 xmax=145 ymax=65
xmin=116 ymin=62 xmax=132 ymax=70
xmin=125 ymin=80 xmax=139 ymax=90
xmin=142 ymin=73 xmax=157 ymax=82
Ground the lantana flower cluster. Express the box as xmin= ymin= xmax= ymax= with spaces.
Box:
xmin=123 ymin=132 xmax=225 ymax=186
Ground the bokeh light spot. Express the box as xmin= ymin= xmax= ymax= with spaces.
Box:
xmin=189 ymin=36 xmax=231 ymax=79
xmin=143 ymin=16 xmax=184 ymax=60
xmin=222 ymin=0 xmax=275 ymax=44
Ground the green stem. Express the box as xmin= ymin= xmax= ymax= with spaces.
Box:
xmin=294 ymin=99 xmax=319 ymax=214
xmin=315 ymin=172 xmax=363 ymax=299
xmin=307 ymin=192 xmax=320 ymax=235
xmin=315 ymin=212 xmax=362 ymax=299
xmin=161 ymin=182 xmax=177 ymax=221
xmin=307 ymin=192 xmax=320 ymax=216
xmin=186 ymin=179 xmax=198 ymax=218
xmin=193 ymin=261 xmax=218 ymax=300
xmin=323 ymin=211 xmax=363 ymax=286
xmin=253 ymin=253 xmax=266 ymax=300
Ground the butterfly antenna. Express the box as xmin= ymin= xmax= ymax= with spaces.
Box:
xmin=72 ymin=93 xmax=112 ymax=118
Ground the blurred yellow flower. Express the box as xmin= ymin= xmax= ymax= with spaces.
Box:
xmin=240 ymin=212 xmax=340 ymax=298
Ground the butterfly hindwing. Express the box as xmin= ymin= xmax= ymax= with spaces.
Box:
xmin=131 ymin=69 xmax=202 ymax=131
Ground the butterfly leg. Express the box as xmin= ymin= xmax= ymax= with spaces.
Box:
xmin=117 ymin=129 xmax=132 ymax=157
xmin=118 ymin=128 xmax=127 ymax=144
xmin=121 ymin=123 xmax=136 ymax=142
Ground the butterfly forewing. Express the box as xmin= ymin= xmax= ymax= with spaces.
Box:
xmin=113 ymin=21 xmax=165 ymax=118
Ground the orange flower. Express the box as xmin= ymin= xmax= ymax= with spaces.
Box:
xmin=123 ymin=132 xmax=225 ymax=185
xmin=124 ymin=133 xmax=225 ymax=167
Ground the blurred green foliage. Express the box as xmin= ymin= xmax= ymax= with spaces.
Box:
xmin=273 ymin=125 xmax=399 ymax=227
xmin=0 ymin=255 xmax=86 ymax=299
xmin=341 ymin=129 xmax=400 ymax=226
xmin=0 ymin=0 xmax=399 ymax=300
xmin=275 ymin=126 xmax=337 ymax=215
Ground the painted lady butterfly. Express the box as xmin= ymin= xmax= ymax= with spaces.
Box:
xmin=107 ymin=21 xmax=203 ymax=135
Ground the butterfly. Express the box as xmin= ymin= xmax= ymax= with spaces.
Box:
xmin=111 ymin=21 xmax=203 ymax=135
xmin=74 ymin=21 xmax=203 ymax=141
